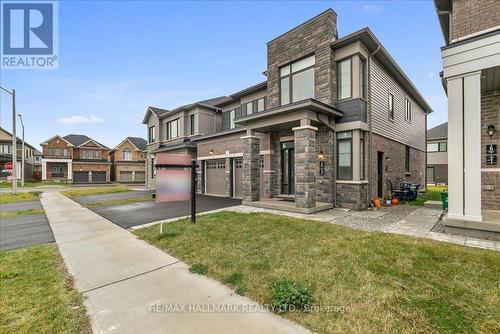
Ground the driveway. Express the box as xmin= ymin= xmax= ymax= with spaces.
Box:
xmin=72 ymin=190 xmax=154 ymax=205
xmin=0 ymin=214 xmax=54 ymax=251
xmin=91 ymin=195 xmax=241 ymax=229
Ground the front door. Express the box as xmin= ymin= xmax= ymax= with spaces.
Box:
xmin=281 ymin=141 xmax=295 ymax=195
xmin=427 ymin=166 xmax=435 ymax=184
xmin=377 ymin=151 xmax=384 ymax=198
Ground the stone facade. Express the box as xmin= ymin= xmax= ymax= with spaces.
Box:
xmin=451 ymin=0 xmax=500 ymax=41
xmin=294 ymin=126 xmax=317 ymax=208
xmin=481 ymin=90 xmax=500 ymax=210
xmin=316 ymin=126 xmax=335 ymax=203
xmin=242 ymin=136 xmax=260 ymax=201
xmin=336 ymin=183 xmax=368 ymax=210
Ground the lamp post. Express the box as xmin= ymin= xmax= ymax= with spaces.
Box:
xmin=18 ymin=114 xmax=25 ymax=187
xmin=1 ymin=86 xmax=17 ymax=194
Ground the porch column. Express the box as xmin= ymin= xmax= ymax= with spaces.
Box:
xmin=293 ymin=123 xmax=318 ymax=208
xmin=242 ymin=130 xmax=260 ymax=202
xmin=42 ymin=160 xmax=47 ymax=180
xmin=67 ymin=161 xmax=73 ymax=180
xmin=447 ymin=72 xmax=482 ymax=222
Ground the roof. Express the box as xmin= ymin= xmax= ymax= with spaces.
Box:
xmin=142 ymin=106 xmax=169 ymax=124
xmin=331 ymin=28 xmax=433 ymax=114
xmin=427 ymin=122 xmax=448 ymax=139
xmin=0 ymin=127 xmax=37 ymax=150
xmin=63 ymin=134 xmax=109 ymax=149
xmin=434 ymin=0 xmax=451 ymax=45
xmin=126 ymin=137 xmax=147 ymax=151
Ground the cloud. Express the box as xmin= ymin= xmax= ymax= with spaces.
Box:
xmin=427 ymin=72 xmax=435 ymax=79
xmin=57 ymin=115 xmax=104 ymax=125
xmin=359 ymin=5 xmax=382 ymax=14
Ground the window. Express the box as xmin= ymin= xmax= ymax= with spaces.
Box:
xmin=360 ymin=132 xmax=365 ymax=180
xmin=52 ymin=165 xmax=64 ymax=178
xmin=257 ymin=98 xmax=265 ymax=112
xmin=280 ymin=55 xmax=315 ymax=105
xmin=167 ymin=119 xmax=179 ymax=139
xmin=338 ymin=58 xmax=352 ymax=100
xmin=427 ymin=143 xmax=438 ymax=152
xmin=388 ymin=93 xmax=394 ymax=120
xmin=246 ymin=102 xmax=253 ymax=115
xmin=151 ymin=158 xmax=155 ymax=178
xmin=359 ymin=57 xmax=366 ymax=99
xmin=405 ymin=98 xmax=412 ymax=122
xmin=122 ymin=148 xmax=132 ymax=161
xmin=190 ymin=114 xmax=195 ymax=135
xmin=405 ymin=145 xmax=410 ymax=174
xmin=439 ymin=142 xmax=447 ymax=152
xmin=1 ymin=144 xmax=11 ymax=154
xmin=148 ymin=126 xmax=155 ymax=143
xmin=337 ymin=131 xmax=352 ymax=180
xmin=230 ymin=109 xmax=235 ymax=129
xmin=83 ymin=150 xmax=100 ymax=159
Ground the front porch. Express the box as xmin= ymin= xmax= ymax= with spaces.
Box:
xmin=42 ymin=158 xmax=72 ymax=181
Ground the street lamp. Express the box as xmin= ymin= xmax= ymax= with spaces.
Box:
xmin=0 ymin=86 xmax=17 ymax=194
xmin=18 ymin=114 xmax=25 ymax=187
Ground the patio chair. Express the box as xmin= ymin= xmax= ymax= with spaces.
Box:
xmin=387 ymin=178 xmax=409 ymax=203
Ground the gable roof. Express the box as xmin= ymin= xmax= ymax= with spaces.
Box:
xmin=126 ymin=137 xmax=147 ymax=151
xmin=142 ymin=106 xmax=170 ymax=124
xmin=63 ymin=134 xmax=109 ymax=149
xmin=427 ymin=122 xmax=448 ymax=139
xmin=40 ymin=134 xmax=74 ymax=146
xmin=0 ymin=127 xmax=37 ymax=150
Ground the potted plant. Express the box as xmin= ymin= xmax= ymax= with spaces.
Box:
xmin=385 ymin=193 xmax=392 ymax=205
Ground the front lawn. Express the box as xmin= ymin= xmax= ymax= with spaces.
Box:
xmin=412 ymin=185 xmax=448 ymax=206
xmin=62 ymin=185 xmax=132 ymax=198
xmin=0 ymin=191 xmax=42 ymax=204
xmin=135 ymin=212 xmax=500 ymax=334
xmin=0 ymin=208 xmax=45 ymax=218
xmin=0 ymin=244 xmax=89 ymax=333
xmin=84 ymin=195 xmax=152 ymax=208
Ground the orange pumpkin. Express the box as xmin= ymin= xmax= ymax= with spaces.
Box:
xmin=391 ymin=198 xmax=400 ymax=205
xmin=373 ymin=199 xmax=381 ymax=208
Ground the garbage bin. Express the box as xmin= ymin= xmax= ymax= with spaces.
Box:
xmin=441 ymin=191 xmax=448 ymax=210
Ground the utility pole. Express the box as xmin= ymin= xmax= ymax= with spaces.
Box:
xmin=18 ymin=114 xmax=25 ymax=187
xmin=1 ymin=86 xmax=16 ymax=194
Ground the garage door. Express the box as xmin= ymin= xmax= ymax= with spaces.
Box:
xmin=120 ymin=171 xmax=133 ymax=182
xmin=135 ymin=171 xmax=145 ymax=182
xmin=73 ymin=171 xmax=88 ymax=183
xmin=205 ymin=159 xmax=226 ymax=196
xmin=233 ymin=158 xmax=243 ymax=198
xmin=92 ymin=171 xmax=106 ymax=183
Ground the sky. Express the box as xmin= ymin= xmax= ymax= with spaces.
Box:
xmin=0 ymin=0 xmax=448 ymax=150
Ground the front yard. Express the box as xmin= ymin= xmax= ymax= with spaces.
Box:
xmin=0 ymin=191 xmax=42 ymax=204
xmin=62 ymin=185 xmax=132 ymax=198
xmin=0 ymin=244 xmax=89 ymax=333
xmin=135 ymin=212 xmax=500 ymax=333
xmin=412 ymin=185 xmax=448 ymax=206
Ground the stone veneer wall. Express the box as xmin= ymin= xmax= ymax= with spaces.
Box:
xmin=316 ymin=126 xmax=335 ymax=203
xmin=451 ymin=0 xmax=500 ymax=41
xmin=294 ymin=127 xmax=317 ymax=208
xmin=336 ymin=183 xmax=368 ymax=210
xmin=481 ymin=90 xmax=500 ymax=210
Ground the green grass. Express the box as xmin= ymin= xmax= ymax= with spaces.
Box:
xmin=411 ymin=185 xmax=448 ymax=206
xmin=0 ymin=180 xmax=68 ymax=188
xmin=134 ymin=212 xmax=500 ymax=334
xmin=0 ymin=244 xmax=90 ymax=333
xmin=0 ymin=191 xmax=42 ymax=204
xmin=62 ymin=185 xmax=132 ymax=198
xmin=84 ymin=195 xmax=152 ymax=208
xmin=0 ymin=208 xmax=45 ymax=218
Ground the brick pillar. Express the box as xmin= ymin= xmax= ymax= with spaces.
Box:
xmin=242 ymin=134 xmax=260 ymax=202
xmin=293 ymin=125 xmax=317 ymax=208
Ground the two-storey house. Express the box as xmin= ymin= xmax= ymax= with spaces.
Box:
xmin=40 ymin=134 xmax=111 ymax=183
xmin=435 ymin=0 xmax=500 ymax=238
xmin=427 ymin=122 xmax=448 ymax=184
xmin=110 ymin=137 xmax=147 ymax=183
xmin=144 ymin=9 xmax=432 ymax=212
xmin=0 ymin=127 xmax=37 ymax=181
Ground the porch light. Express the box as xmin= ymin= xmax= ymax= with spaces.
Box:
xmin=317 ymin=151 xmax=325 ymax=161
xmin=487 ymin=125 xmax=495 ymax=137
xmin=209 ymin=149 xmax=214 ymax=156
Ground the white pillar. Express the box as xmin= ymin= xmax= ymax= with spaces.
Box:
xmin=68 ymin=161 xmax=73 ymax=180
xmin=42 ymin=160 xmax=47 ymax=180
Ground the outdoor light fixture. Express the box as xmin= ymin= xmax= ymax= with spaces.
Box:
xmin=317 ymin=151 xmax=325 ymax=161
xmin=209 ymin=149 xmax=214 ymax=155
xmin=385 ymin=156 xmax=391 ymax=161
xmin=487 ymin=125 xmax=495 ymax=137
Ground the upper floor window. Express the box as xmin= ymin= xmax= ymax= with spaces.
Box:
xmin=190 ymin=114 xmax=195 ymax=135
xmin=148 ymin=126 xmax=155 ymax=143
xmin=427 ymin=142 xmax=447 ymax=152
xmin=280 ymin=55 xmax=315 ymax=105
xmin=47 ymin=148 xmax=68 ymax=156
xmin=359 ymin=57 xmax=366 ymax=99
xmin=222 ymin=109 xmax=237 ymax=131
xmin=167 ymin=119 xmax=179 ymax=139
xmin=338 ymin=58 xmax=352 ymax=100
xmin=122 ymin=148 xmax=132 ymax=161
xmin=83 ymin=150 xmax=100 ymax=159
xmin=0 ymin=144 xmax=11 ymax=154
xmin=405 ymin=98 xmax=412 ymax=122
xmin=388 ymin=93 xmax=394 ymax=120
xmin=257 ymin=98 xmax=265 ymax=112
xmin=246 ymin=102 xmax=253 ymax=115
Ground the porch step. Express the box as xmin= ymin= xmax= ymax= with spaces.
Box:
xmin=424 ymin=200 xmax=443 ymax=209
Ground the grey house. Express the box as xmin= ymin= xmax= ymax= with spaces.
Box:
xmin=143 ymin=9 xmax=432 ymax=212
xmin=427 ymin=122 xmax=448 ymax=184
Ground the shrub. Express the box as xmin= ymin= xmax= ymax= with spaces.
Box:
xmin=235 ymin=287 xmax=246 ymax=296
xmin=271 ymin=279 xmax=313 ymax=313
xmin=189 ymin=263 xmax=207 ymax=275
xmin=222 ymin=272 xmax=243 ymax=285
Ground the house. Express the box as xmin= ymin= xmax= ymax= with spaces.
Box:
xmin=40 ymin=134 xmax=111 ymax=183
xmin=0 ymin=127 xmax=37 ymax=181
xmin=33 ymin=149 xmax=42 ymax=180
xmin=143 ymin=9 xmax=432 ymax=212
xmin=427 ymin=122 xmax=448 ymax=184
xmin=110 ymin=137 xmax=147 ymax=183
xmin=435 ymin=0 xmax=500 ymax=238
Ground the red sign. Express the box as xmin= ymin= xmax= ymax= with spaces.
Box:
xmin=155 ymin=154 xmax=192 ymax=203
xmin=4 ymin=162 xmax=13 ymax=170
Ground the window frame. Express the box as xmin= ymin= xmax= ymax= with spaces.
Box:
xmin=337 ymin=57 xmax=353 ymax=100
xmin=122 ymin=148 xmax=132 ymax=161
xmin=427 ymin=143 xmax=439 ymax=152
xmin=388 ymin=92 xmax=394 ymax=121
xmin=405 ymin=98 xmax=412 ymax=122
xmin=439 ymin=142 xmax=447 ymax=152
xmin=359 ymin=56 xmax=367 ymax=100
xmin=360 ymin=131 xmax=365 ymax=180
xmin=190 ymin=114 xmax=195 ymax=135
xmin=148 ymin=126 xmax=155 ymax=143
xmin=336 ymin=131 xmax=353 ymax=180
xmin=166 ymin=118 xmax=180 ymax=140
xmin=405 ymin=145 xmax=410 ymax=174
xmin=279 ymin=54 xmax=315 ymax=106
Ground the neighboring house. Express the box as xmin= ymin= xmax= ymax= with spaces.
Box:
xmin=40 ymin=134 xmax=111 ymax=183
xmin=109 ymin=137 xmax=147 ymax=183
xmin=0 ymin=127 xmax=37 ymax=181
xmin=33 ymin=149 xmax=42 ymax=180
xmin=435 ymin=0 xmax=500 ymax=238
xmin=426 ymin=122 xmax=448 ymax=184
xmin=143 ymin=9 xmax=432 ymax=212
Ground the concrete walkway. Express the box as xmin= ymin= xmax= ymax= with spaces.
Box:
xmin=40 ymin=192 xmax=308 ymax=334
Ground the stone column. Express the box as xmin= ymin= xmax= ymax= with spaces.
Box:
xmin=293 ymin=124 xmax=317 ymax=208
xmin=242 ymin=131 xmax=260 ymax=202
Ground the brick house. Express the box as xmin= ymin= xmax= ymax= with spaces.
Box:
xmin=0 ymin=127 xmax=37 ymax=181
xmin=435 ymin=0 xmax=500 ymax=238
xmin=426 ymin=122 xmax=448 ymax=184
xmin=143 ymin=9 xmax=432 ymax=212
xmin=110 ymin=137 xmax=147 ymax=183
xmin=40 ymin=134 xmax=111 ymax=183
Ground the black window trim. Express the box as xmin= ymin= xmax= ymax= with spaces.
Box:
xmin=337 ymin=56 xmax=353 ymax=101
xmin=166 ymin=118 xmax=180 ymax=140
xmin=388 ymin=92 xmax=395 ymax=121
xmin=336 ymin=131 xmax=353 ymax=181
xmin=279 ymin=53 xmax=315 ymax=106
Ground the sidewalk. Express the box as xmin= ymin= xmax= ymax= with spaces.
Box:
xmin=40 ymin=192 xmax=308 ymax=334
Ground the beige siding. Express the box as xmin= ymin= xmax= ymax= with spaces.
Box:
xmin=370 ymin=58 xmax=426 ymax=151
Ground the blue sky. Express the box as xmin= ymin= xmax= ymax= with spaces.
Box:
xmin=0 ymin=0 xmax=447 ymax=150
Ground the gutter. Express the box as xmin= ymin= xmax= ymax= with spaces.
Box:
xmin=368 ymin=45 xmax=381 ymax=207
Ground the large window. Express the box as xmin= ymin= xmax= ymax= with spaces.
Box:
xmin=338 ymin=58 xmax=352 ymax=100
xmin=388 ymin=93 xmax=394 ymax=120
xmin=52 ymin=165 xmax=64 ymax=178
xmin=246 ymin=102 xmax=253 ymax=115
xmin=47 ymin=148 xmax=68 ymax=156
xmin=280 ymin=55 xmax=315 ymax=105
xmin=360 ymin=131 xmax=365 ymax=180
xmin=257 ymin=98 xmax=265 ymax=112
xmin=167 ymin=119 xmax=179 ymax=139
xmin=427 ymin=142 xmax=447 ymax=152
xmin=83 ymin=150 xmax=100 ymax=159
xmin=122 ymin=148 xmax=132 ymax=161
xmin=148 ymin=126 xmax=155 ymax=143
xmin=190 ymin=114 xmax=195 ymax=135
xmin=405 ymin=145 xmax=410 ymax=173
xmin=359 ymin=57 xmax=366 ymax=99
xmin=405 ymin=98 xmax=412 ymax=122
xmin=337 ymin=131 xmax=352 ymax=180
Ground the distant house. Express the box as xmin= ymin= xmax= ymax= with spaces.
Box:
xmin=33 ymin=149 xmax=42 ymax=180
xmin=426 ymin=122 xmax=448 ymax=184
xmin=0 ymin=127 xmax=37 ymax=181
xmin=40 ymin=134 xmax=111 ymax=183
xmin=109 ymin=137 xmax=147 ymax=183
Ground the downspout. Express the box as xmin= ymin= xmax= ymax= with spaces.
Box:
xmin=316 ymin=113 xmax=337 ymax=207
xmin=367 ymin=45 xmax=381 ymax=207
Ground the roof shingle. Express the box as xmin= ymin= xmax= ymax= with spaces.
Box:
xmin=427 ymin=122 xmax=448 ymax=139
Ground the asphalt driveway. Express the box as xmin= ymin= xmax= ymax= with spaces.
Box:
xmin=91 ymin=195 xmax=241 ymax=229
xmin=0 ymin=214 xmax=54 ymax=251
xmin=72 ymin=190 xmax=154 ymax=205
